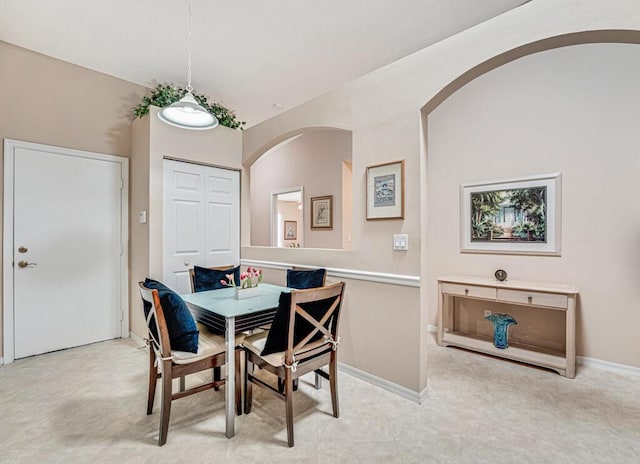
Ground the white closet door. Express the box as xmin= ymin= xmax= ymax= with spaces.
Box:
xmin=204 ymin=168 xmax=240 ymax=269
xmin=163 ymin=160 xmax=239 ymax=294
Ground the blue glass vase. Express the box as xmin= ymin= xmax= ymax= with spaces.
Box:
xmin=485 ymin=314 xmax=517 ymax=349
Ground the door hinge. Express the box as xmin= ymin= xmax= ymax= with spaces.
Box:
xmin=120 ymin=177 xmax=124 ymax=190
xmin=120 ymin=310 xmax=124 ymax=322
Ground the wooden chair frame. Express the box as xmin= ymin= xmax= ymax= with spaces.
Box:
xmin=139 ymin=282 xmax=241 ymax=446
xmin=244 ymin=282 xmax=345 ymax=447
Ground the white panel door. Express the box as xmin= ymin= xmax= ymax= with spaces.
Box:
xmin=204 ymin=169 xmax=240 ymax=268
xmin=12 ymin=145 xmax=124 ymax=359
xmin=163 ymin=160 xmax=205 ymax=293
xmin=163 ymin=160 xmax=239 ymax=294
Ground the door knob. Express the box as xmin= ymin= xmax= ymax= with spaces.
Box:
xmin=17 ymin=261 xmax=37 ymax=268
xmin=18 ymin=246 xmax=28 ymax=253
xmin=184 ymin=260 xmax=190 ymax=266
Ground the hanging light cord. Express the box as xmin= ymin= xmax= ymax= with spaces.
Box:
xmin=186 ymin=0 xmax=193 ymax=93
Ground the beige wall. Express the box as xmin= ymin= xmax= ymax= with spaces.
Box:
xmin=426 ymin=42 xmax=640 ymax=367
xmin=0 ymin=41 xmax=146 ymax=358
xmin=250 ymin=129 xmax=352 ymax=249
xmin=241 ymin=0 xmax=640 ymax=392
xmin=129 ymin=106 xmax=242 ymax=339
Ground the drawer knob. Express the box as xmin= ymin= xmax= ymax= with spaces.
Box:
xmin=528 ymin=296 xmax=533 ymax=304
xmin=465 ymin=288 xmax=469 ymax=295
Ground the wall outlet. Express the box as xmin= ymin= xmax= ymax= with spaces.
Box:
xmin=484 ymin=309 xmax=492 ymax=317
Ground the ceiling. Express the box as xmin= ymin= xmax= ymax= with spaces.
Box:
xmin=0 ymin=0 xmax=529 ymax=127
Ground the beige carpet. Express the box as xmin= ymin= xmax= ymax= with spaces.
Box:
xmin=1 ymin=335 xmax=639 ymax=463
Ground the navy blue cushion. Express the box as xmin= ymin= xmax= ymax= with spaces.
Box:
xmin=261 ymin=291 xmax=339 ymax=356
xmin=286 ymin=268 xmax=326 ymax=290
xmin=143 ymin=278 xmax=199 ymax=353
xmin=193 ymin=266 xmax=240 ymax=292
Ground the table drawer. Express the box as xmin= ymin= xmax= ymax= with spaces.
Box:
xmin=497 ymin=289 xmax=568 ymax=309
xmin=441 ymin=283 xmax=496 ymax=300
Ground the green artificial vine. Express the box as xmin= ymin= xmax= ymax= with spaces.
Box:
xmin=133 ymin=84 xmax=246 ymax=130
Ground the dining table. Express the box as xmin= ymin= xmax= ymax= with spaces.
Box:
xmin=181 ymin=283 xmax=290 ymax=438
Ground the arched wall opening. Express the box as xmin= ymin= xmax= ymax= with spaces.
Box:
xmin=420 ymin=30 xmax=640 ymax=367
xmin=246 ymin=127 xmax=353 ymax=250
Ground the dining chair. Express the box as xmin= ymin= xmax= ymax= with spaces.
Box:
xmin=138 ymin=281 xmax=241 ymax=446
xmin=286 ymin=267 xmax=327 ymax=289
xmin=189 ymin=265 xmax=240 ymax=293
xmin=242 ymin=281 xmax=345 ymax=447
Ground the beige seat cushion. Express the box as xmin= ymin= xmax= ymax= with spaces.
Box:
xmin=242 ymin=331 xmax=331 ymax=368
xmin=172 ymin=323 xmax=244 ymax=364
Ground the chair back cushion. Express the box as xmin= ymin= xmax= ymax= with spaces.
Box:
xmin=143 ymin=278 xmax=199 ymax=353
xmin=286 ymin=268 xmax=326 ymax=289
xmin=261 ymin=291 xmax=339 ymax=356
xmin=193 ymin=265 xmax=240 ymax=292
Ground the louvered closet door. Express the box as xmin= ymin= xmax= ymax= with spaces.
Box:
xmin=163 ymin=160 xmax=239 ymax=294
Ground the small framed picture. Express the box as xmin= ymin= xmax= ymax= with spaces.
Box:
xmin=283 ymin=220 xmax=297 ymax=240
xmin=311 ymin=195 xmax=333 ymax=230
xmin=366 ymin=160 xmax=405 ymax=220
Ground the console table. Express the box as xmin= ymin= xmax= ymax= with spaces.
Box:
xmin=437 ymin=275 xmax=578 ymax=378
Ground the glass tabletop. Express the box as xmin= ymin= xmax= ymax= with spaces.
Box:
xmin=181 ymin=283 xmax=290 ymax=319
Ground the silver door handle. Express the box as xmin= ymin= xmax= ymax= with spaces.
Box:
xmin=17 ymin=261 xmax=37 ymax=268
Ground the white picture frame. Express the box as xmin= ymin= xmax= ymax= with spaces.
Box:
xmin=460 ymin=172 xmax=562 ymax=256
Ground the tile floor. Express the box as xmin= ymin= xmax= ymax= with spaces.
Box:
xmin=1 ymin=335 xmax=639 ymax=463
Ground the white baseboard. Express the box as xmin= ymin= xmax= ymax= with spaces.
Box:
xmin=577 ymin=355 xmax=640 ymax=376
xmin=339 ymin=362 xmax=428 ymax=404
xmin=129 ymin=331 xmax=147 ymax=348
xmin=0 ymin=357 xmax=3 ymax=365
xmin=427 ymin=324 xmax=438 ymax=333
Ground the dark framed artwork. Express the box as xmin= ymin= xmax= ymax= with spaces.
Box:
xmin=310 ymin=195 xmax=333 ymax=230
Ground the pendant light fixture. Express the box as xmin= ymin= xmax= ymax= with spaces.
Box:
xmin=158 ymin=0 xmax=218 ymax=130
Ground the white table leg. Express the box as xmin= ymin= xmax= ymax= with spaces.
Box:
xmin=225 ymin=316 xmax=235 ymax=438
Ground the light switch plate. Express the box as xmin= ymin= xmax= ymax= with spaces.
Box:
xmin=138 ymin=210 xmax=147 ymax=224
xmin=393 ymin=234 xmax=408 ymax=251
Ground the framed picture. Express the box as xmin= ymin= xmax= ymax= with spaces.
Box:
xmin=283 ymin=220 xmax=297 ymax=240
xmin=311 ymin=195 xmax=333 ymax=230
xmin=366 ymin=160 xmax=404 ymax=220
xmin=460 ymin=172 xmax=562 ymax=255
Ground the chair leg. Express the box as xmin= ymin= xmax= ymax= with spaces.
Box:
xmin=278 ymin=377 xmax=299 ymax=393
xmin=329 ymin=352 xmax=339 ymax=418
xmin=213 ymin=366 xmax=221 ymax=391
xmin=235 ymin=349 xmax=242 ymax=416
xmin=244 ymin=357 xmax=253 ymax=414
xmin=314 ymin=371 xmax=322 ymax=390
xmin=179 ymin=376 xmax=186 ymax=392
xmin=158 ymin=360 xmax=173 ymax=446
xmin=147 ymin=348 xmax=157 ymax=415
xmin=284 ymin=369 xmax=294 ymax=447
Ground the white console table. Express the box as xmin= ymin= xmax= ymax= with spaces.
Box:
xmin=437 ymin=275 xmax=578 ymax=378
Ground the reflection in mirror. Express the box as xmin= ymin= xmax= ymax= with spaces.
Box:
xmin=272 ymin=188 xmax=303 ymax=248
xmin=250 ymin=129 xmax=353 ymax=250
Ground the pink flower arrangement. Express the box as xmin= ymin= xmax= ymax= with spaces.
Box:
xmin=221 ymin=266 xmax=263 ymax=289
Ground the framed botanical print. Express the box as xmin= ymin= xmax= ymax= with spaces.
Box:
xmin=311 ymin=195 xmax=333 ymax=230
xmin=283 ymin=220 xmax=297 ymax=240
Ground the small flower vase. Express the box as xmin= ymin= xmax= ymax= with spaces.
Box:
xmin=485 ymin=313 xmax=517 ymax=349
xmin=234 ymin=286 xmax=261 ymax=300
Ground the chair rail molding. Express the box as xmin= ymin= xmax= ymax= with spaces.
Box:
xmin=240 ymin=259 xmax=420 ymax=288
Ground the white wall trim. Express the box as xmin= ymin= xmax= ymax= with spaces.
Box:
xmin=2 ymin=139 xmax=129 ymax=364
xmin=427 ymin=324 xmax=438 ymax=333
xmin=577 ymin=355 xmax=640 ymax=376
xmin=241 ymin=259 xmax=420 ymax=287
xmin=130 ymin=331 xmax=147 ymax=349
xmin=339 ymin=362 xmax=428 ymax=404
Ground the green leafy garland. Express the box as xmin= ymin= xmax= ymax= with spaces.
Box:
xmin=133 ymin=84 xmax=246 ymax=130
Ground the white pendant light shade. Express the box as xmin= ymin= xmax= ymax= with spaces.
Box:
xmin=158 ymin=0 xmax=218 ymax=131
xmin=158 ymin=92 xmax=219 ymax=130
